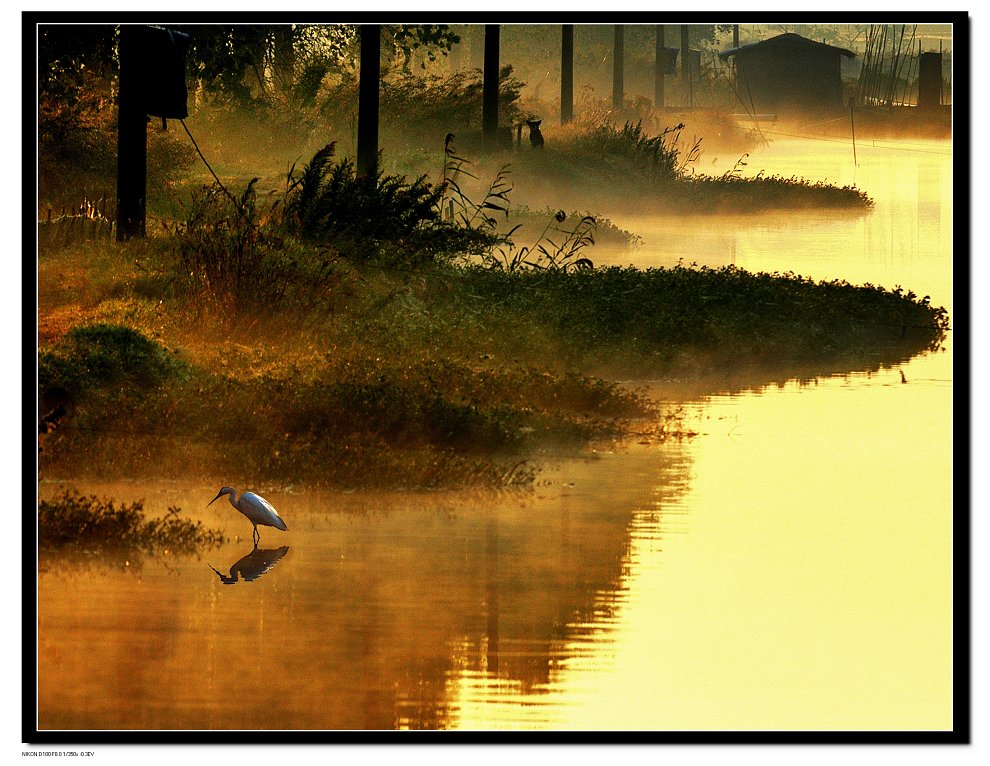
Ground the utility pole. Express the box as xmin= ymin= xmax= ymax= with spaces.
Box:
xmin=483 ymin=25 xmax=500 ymax=148
xmin=116 ymin=25 xmax=148 ymax=241
xmin=115 ymin=24 xmax=189 ymax=241
xmin=681 ymin=24 xmax=691 ymax=107
xmin=561 ymin=24 xmax=574 ymax=124
xmin=356 ymin=24 xmax=381 ymax=180
xmin=681 ymin=24 xmax=690 ymax=83
xmin=612 ymin=24 xmax=624 ymax=110
xmin=732 ymin=24 xmax=740 ymax=87
xmin=655 ymin=24 xmax=665 ymax=109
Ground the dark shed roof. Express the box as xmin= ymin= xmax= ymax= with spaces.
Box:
xmin=719 ymin=33 xmax=856 ymax=61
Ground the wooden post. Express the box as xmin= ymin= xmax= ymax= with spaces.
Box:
xmin=470 ymin=25 xmax=485 ymax=70
xmin=561 ymin=24 xmax=574 ymax=124
xmin=654 ymin=25 xmax=665 ymax=109
xmin=116 ymin=25 xmax=147 ymax=241
xmin=732 ymin=24 xmax=739 ymax=87
xmin=918 ymin=51 xmax=943 ymax=110
xmin=681 ymin=24 xmax=690 ymax=83
xmin=612 ymin=25 xmax=624 ymax=110
xmin=681 ymin=25 xmax=692 ymax=107
xmin=356 ymin=24 xmax=381 ymax=180
xmin=939 ymin=39 xmax=944 ymax=107
xmin=849 ymin=97 xmax=857 ymax=166
xmin=483 ymin=25 xmax=500 ymax=148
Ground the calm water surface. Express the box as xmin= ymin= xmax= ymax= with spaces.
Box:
xmin=36 ymin=138 xmax=954 ymax=731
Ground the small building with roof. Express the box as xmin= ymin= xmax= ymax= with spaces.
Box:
xmin=719 ymin=33 xmax=856 ymax=113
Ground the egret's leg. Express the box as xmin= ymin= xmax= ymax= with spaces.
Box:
xmin=253 ymin=525 xmax=260 ymax=547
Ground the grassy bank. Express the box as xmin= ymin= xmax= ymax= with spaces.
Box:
xmin=501 ymin=120 xmax=872 ymax=215
xmin=39 ymin=319 xmax=656 ymax=487
xmin=37 ymin=220 xmax=948 ymax=489
xmin=36 ymin=80 xmax=941 ymax=491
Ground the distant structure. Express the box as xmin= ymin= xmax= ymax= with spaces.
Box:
xmin=917 ymin=51 xmax=943 ymax=110
xmin=719 ymin=33 xmax=855 ymax=113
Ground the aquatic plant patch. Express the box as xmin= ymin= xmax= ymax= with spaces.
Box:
xmin=446 ymin=263 xmax=949 ymax=372
xmin=38 ymin=490 xmax=225 ymax=553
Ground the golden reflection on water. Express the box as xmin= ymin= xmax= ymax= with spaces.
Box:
xmin=36 ymin=139 xmax=953 ymax=732
xmin=557 ymin=371 xmax=950 ymax=730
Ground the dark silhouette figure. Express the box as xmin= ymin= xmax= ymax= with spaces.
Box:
xmin=527 ymin=119 xmax=544 ymax=149
xmin=39 ymin=386 xmax=75 ymax=435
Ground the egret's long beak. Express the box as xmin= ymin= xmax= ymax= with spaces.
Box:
xmin=207 ymin=491 xmax=224 ymax=507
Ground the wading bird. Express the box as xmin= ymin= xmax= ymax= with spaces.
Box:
xmin=208 ymin=487 xmax=288 ymax=546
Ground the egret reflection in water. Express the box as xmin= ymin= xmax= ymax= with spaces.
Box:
xmin=208 ymin=546 xmax=290 ymax=585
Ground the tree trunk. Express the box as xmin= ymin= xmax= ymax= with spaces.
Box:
xmin=655 ymin=24 xmax=665 ymax=108
xmin=483 ymin=25 xmax=500 ymax=148
xmin=116 ymin=25 xmax=147 ymax=241
xmin=561 ymin=25 xmax=574 ymax=124
xmin=356 ymin=24 xmax=381 ymax=180
xmin=612 ymin=25 xmax=624 ymax=110
xmin=681 ymin=25 xmax=690 ymax=82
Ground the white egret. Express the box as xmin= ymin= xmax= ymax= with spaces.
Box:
xmin=208 ymin=487 xmax=288 ymax=545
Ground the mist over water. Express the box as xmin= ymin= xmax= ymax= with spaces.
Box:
xmin=37 ymin=135 xmax=953 ymax=732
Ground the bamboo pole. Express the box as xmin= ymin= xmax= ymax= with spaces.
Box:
xmin=895 ymin=26 xmax=918 ymax=106
xmin=654 ymin=24 xmax=665 ymax=109
xmin=855 ymin=25 xmax=872 ymax=104
xmin=850 ymin=98 xmax=857 ymax=166
xmin=873 ymin=25 xmax=888 ymax=104
xmin=561 ymin=25 xmax=574 ymax=124
xmin=612 ymin=25 xmax=624 ymax=110
xmin=860 ymin=25 xmax=877 ymax=105
xmin=884 ymin=24 xmax=906 ymax=106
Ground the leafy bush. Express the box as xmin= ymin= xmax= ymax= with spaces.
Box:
xmin=39 ymin=490 xmax=224 ymax=553
xmin=172 ymin=177 xmax=345 ymax=310
xmin=678 ymin=157 xmax=875 ymax=210
xmin=447 ymin=263 xmax=950 ymax=368
xmin=566 ymin=120 xmax=700 ymax=187
xmin=281 ymin=143 xmax=500 ymax=265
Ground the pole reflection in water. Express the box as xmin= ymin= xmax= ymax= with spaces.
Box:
xmin=485 ymin=506 xmax=499 ymax=676
xmin=208 ymin=546 xmax=290 ymax=585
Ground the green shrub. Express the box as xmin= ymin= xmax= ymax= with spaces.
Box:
xmin=565 ymin=120 xmax=699 ymax=187
xmin=39 ymin=323 xmax=189 ymax=399
xmin=447 ymin=263 xmax=950 ymax=368
xmin=282 ymin=143 xmax=499 ymax=265
xmin=673 ymin=154 xmax=875 ymax=211
xmin=39 ymin=490 xmax=224 ymax=553
xmin=172 ymin=177 xmax=345 ymax=310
